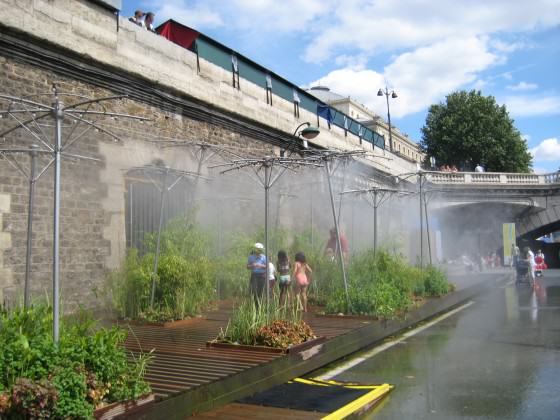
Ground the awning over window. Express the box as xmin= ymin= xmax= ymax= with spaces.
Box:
xmin=156 ymin=20 xmax=199 ymax=50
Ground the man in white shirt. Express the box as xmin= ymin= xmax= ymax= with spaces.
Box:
xmin=527 ymin=248 xmax=535 ymax=285
xmin=475 ymin=164 xmax=484 ymax=172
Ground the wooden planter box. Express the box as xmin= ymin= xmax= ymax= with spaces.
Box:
xmin=94 ymin=393 xmax=156 ymax=420
xmin=206 ymin=336 xmax=327 ymax=355
xmin=118 ymin=316 xmax=205 ymax=328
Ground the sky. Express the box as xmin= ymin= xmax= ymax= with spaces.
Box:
xmin=122 ymin=1 xmax=560 ymax=173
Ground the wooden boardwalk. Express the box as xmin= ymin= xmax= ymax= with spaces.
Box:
xmin=121 ymin=304 xmax=372 ymax=398
xmin=118 ymin=274 xmax=507 ymax=418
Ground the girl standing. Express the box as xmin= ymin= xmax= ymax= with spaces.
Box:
xmin=294 ymin=252 xmax=312 ymax=312
xmin=277 ymin=250 xmax=291 ymax=306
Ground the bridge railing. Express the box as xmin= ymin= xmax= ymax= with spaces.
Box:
xmin=428 ymin=171 xmax=560 ymax=185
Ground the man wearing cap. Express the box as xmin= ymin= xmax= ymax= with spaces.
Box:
xmin=247 ymin=243 xmax=267 ymax=303
xmin=129 ymin=10 xmax=145 ymax=27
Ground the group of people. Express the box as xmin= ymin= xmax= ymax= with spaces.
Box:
xmin=246 ymin=228 xmax=348 ymax=313
xmin=515 ymin=246 xmax=547 ymax=284
xmin=439 ymin=165 xmax=458 ymax=172
xmin=129 ymin=9 xmax=156 ymax=32
xmin=247 ymin=243 xmax=313 ymax=312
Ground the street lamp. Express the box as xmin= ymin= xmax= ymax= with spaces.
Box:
xmin=377 ymin=86 xmax=397 ymax=153
xmin=293 ymin=122 xmax=320 ymax=149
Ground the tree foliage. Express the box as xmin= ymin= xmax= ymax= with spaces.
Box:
xmin=420 ymin=90 xmax=532 ymax=172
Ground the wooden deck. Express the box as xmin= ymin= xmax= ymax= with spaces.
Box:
xmin=121 ymin=304 xmax=371 ymax=397
xmin=120 ymin=273 xmax=509 ymax=418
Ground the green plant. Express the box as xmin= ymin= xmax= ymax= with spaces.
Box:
xmin=255 ymin=320 xmax=315 ymax=348
xmin=0 ymin=304 xmax=152 ymax=418
xmin=217 ymin=298 xmax=306 ymax=347
xmin=107 ymin=214 xmax=217 ymax=321
xmin=5 ymin=378 xmax=58 ymax=419
xmin=323 ymin=249 xmax=451 ymax=318
xmin=423 ymin=265 xmax=452 ymax=296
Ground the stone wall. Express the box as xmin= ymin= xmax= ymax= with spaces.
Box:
xmin=0 ymin=55 xmax=277 ymax=307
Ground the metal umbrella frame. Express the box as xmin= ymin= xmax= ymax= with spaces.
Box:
xmin=125 ymin=164 xmax=207 ymax=308
xmin=300 ymin=149 xmax=369 ymax=312
xmin=394 ymin=170 xmax=437 ymax=268
xmin=210 ymin=155 xmax=322 ymax=302
xmin=341 ymin=186 xmax=412 ymax=256
xmin=0 ymin=84 xmax=148 ymax=342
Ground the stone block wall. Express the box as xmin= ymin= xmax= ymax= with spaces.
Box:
xmin=0 ymin=55 xmax=276 ymax=308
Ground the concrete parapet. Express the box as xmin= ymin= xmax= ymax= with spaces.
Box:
xmin=0 ymin=0 xmax=417 ymax=177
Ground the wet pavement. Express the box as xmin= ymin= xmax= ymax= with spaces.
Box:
xmin=320 ymin=270 xmax=560 ymax=419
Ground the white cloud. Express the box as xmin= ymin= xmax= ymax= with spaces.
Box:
xmin=150 ymin=2 xmax=223 ymax=28
xmin=302 ymin=0 xmax=560 ymax=63
xmin=504 ymin=95 xmax=560 ymax=117
xmin=308 ymin=37 xmax=498 ymax=117
xmin=507 ymin=81 xmax=538 ymax=91
xmin=147 ymin=0 xmax=334 ymax=32
xmin=530 ymin=138 xmax=560 ymax=162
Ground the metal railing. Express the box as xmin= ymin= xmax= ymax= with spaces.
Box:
xmin=428 ymin=171 xmax=560 ymax=185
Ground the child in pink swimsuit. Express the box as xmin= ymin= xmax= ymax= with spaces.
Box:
xmin=294 ymin=252 xmax=312 ymax=312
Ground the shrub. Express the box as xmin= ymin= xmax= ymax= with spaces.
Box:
xmin=0 ymin=304 xmax=151 ymax=418
xmin=324 ymin=250 xmax=451 ymax=318
xmin=423 ymin=264 xmax=452 ymax=296
xmin=256 ymin=320 xmax=315 ymax=348
xmin=6 ymin=378 xmax=58 ymax=419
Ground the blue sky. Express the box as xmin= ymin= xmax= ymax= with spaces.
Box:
xmin=122 ymin=1 xmax=560 ymax=173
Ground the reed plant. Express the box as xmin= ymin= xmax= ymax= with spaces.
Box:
xmin=217 ymin=297 xmax=307 ymax=347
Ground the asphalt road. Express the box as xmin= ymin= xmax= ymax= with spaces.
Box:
xmin=323 ymin=270 xmax=560 ymax=419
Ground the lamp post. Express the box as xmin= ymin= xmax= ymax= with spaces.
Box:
xmin=377 ymin=86 xmax=397 ymax=153
xmin=290 ymin=122 xmax=320 ymax=152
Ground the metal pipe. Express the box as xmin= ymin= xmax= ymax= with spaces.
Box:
xmin=419 ymin=174 xmax=424 ymax=268
xmin=373 ymin=190 xmax=378 ymax=256
xmin=150 ymin=169 xmax=168 ymax=308
xmin=24 ymin=145 xmax=38 ymax=309
xmin=53 ymin=101 xmax=62 ymax=343
xmin=264 ymin=163 xmax=271 ymax=303
xmin=424 ymin=194 xmax=433 ymax=265
xmin=325 ymin=161 xmax=350 ymax=311
xmin=385 ymin=92 xmax=394 ymax=153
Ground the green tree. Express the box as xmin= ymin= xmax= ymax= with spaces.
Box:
xmin=420 ymin=90 xmax=532 ymax=172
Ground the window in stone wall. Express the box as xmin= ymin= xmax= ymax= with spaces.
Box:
xmin=231 ymin=54 xmax=240 ymax=89
xmin=125 ymin=169 xmax=190 ymax=254
xmin=266 ymin=74 xmax=273 ymax=105
xmin=293 ymin=89 xmax=300 ymax=118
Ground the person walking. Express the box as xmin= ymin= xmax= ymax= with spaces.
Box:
xmin=247 ymin=243 xmax=267 ymax=304
xmin=511 ymin=244 xmax=520 ymax=269
xmin=525 ymin=247 xmax=536 ymax=285
xmin=293 ymin=252 xmax=312 ymax=312
xmin=277 ymin=250 xmax=291 ymax=306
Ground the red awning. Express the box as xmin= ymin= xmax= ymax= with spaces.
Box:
xmin=156 ymin=20 xmax=199 ymax=50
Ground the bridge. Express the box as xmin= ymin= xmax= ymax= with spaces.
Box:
xmin=396 ymin=170 xmax=560 ymax=266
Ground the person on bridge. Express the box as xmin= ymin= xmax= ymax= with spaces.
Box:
xmin=475 ymin=163 xmax=485 ymax=172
